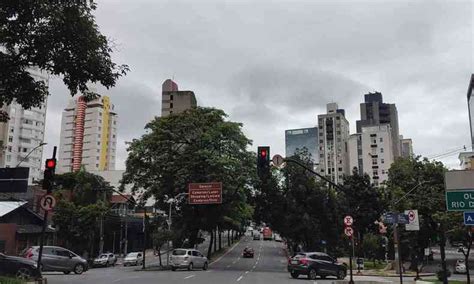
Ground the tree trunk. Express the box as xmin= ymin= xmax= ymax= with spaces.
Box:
xmin=207 ymin=230 xmax=214 ymax=259
xmin=465 ymin=231 xmax=472 ymax=284
xmin=158 ymin=246 xmax=162 ymax=267
xmin=227 ymin=230 xmax=231 ymax=247
xmin=213 ymin=229 xmax=217 ymax=252
xmin=231 ymin=230 xmax=234 ymax=242
xmin=218 ymin=230 xmax=222 ymax=251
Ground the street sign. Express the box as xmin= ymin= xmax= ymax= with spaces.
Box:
xmin=446 ymin=190 xmax=474 ymax=211
xmin=397 ymin=213 xmax=409 ymax=224
xmin=39 ymin=194 xmax=56 ymax=211
xmin=188 ymin=182 xmax=222 ymax=205
xmin=405 ymin=209 xmax=420 ymax=231
xmin=0 ymin=167 xmax=29 ymax=193
xmin=383 ymin=213 xmax=397 ymax=224
xmin=344 ymin=226 xmax=353 ymax=237
xmin=463 ymin=212 xmax=474 ymax=225
xmin=272 ymin=154 xmax=285 ymax=167
xmin=344 ymin=215 xmax=354 ymax=226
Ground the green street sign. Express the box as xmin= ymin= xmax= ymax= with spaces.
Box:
xmin=446 ymin=190 xmax=474 ymax=211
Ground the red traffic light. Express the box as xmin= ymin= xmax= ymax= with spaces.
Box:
xmin=45 ymin=159 xmax=56 ymax=169
xmin=261 ymin=150 xmax=267 ymax=157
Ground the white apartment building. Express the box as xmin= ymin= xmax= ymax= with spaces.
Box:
xmin=0 ymin=68 xmax=49 ymax=184
xmin=58 ymin=95 xmax=117 ymax=173
xmin=348 ymin=124 xmax=395 ymax=186
xmin=317 ymin=103 xmax=350 ymax=184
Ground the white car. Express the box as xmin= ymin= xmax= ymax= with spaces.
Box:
xmin=123 ymin=252 xmax=143 ymax=266
xmin=455 ymin=259 xmax=466 ymax=274
xmin=170 ymin=249 xmax=208 ymax=271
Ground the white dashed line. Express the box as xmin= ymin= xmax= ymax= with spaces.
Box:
xmin=184 ymin=275 xmax=195 ymax=279
xmin=245 ymin=271 xmax=249 ymax=274
xmin=226 ymin=265 xmax=231 ymax=268
xmin=237 ymin=276 xmax=243 ymax=282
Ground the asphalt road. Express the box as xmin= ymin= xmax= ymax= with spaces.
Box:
xmin=43 ymin=236 xmax=471 ymax=284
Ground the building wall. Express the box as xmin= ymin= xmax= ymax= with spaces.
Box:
xmin=317 ymin=103 xmax=350 ymax=184
xmin=356 ymin=125 xmax=394 ymax=186
xmin=467 ymin=74 xmax=474 ymax=149
xmin=161 ymin=79 xmax=197 ymax=117
xmin=0 ymin=69 xmax=49 ymax=184
xmin=285 ymin=127 xmax=318 ymax=163
xmin=348 ymin=134 xmax=360 ymax=174
xmin=400 ymin=138 xmax=414 ymax=158
xmin=0 ymin=223 xmax=17 ymax=255
xmin=58 ymin=96 xmax=117 ymax=173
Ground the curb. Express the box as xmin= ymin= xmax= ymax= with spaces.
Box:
xmin=209 ymin=237 xmax=243 ymax=265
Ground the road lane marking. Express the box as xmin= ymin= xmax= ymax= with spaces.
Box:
xmin=184 ymin=275 xmax=195 ymax=279
xmin=112 ymin=280 xmax=121 ymax=283
xmin=210 ymin=237 xmax=243 ymax=265
xmin=226 ymin=265 xmax=231 ymax=268
xmin=237 ymin=276 xmax=243 ymax=282
xmin=245 ymin=271 xmax=249 ymax=274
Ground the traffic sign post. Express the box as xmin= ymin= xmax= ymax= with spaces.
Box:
xmin=39 ymin=194 xmax=56 ymax=211
xmin=271 ymin=154 xmax=285 ymax=168
xmin=405 ymin=210 xmax=419 ymax=231
xmin=343 ymin=216 xmax=354 ymax=284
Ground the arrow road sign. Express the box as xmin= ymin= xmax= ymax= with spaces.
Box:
xmin=344 ymin=226 xmax=353 ymax=237
xmin=344 ymin=215 xmax=354 ymax=226
xmin=464 ymin=212 xmax=474 ymax=225
xmin=39 ymin=194 xmax=56 ymax=211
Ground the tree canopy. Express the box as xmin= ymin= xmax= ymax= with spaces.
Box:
xmin=0 ymin=1 xmax=128 ymax=120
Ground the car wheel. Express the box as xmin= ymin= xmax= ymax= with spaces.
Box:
xmin=106 ymin=262 xmax=110 ymax=267
xmin=337 ymin=269 xmax=347 ymax=280
xmin=188 ymin=263 xmax=193 ymax=271
xmin=171 ymin=266 xmax=177 ymax=271
xmin=308 ymin=268 xmax=318 ymax=280
xmin=74 ymin=264 xmax=85 ymax=275
xmin=290 ymin=271 xmax=299 ymax=279
xmin=203 ymin=262 xmax=208 ymax=271
xmin=124 ymin=263 xmax=128 ymax=267
xmin=16 ymin=267 xmax=33 ymax=280
xmin=63 ymin=271 xmax=71 ymax=275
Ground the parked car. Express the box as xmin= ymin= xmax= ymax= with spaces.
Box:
xmin=287 ymin=252 xmax=347 ymax=280
xmin=253 ymin=234 xmax=261 ymax=240
xmin=243 ymin=247 xmax=254 ymax=258
xmin=274 ymin=234 xmax=283 ymax=242
xmin=23 ymin=246 xmax=88 ymax=275
xmin=93 ymin=253 xmax=117 ymax=267
xmin=455 ymin=259 xmax=467 ymax=274
xmin=170 ymin=249 xmax=208 ymax=271
xmin=123 ymin=252 xmax=143 ymax=266
xmin=0 ymin=253 xmax=41 ymax=280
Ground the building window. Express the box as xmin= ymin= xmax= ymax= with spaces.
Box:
xmin=382 ymin=169 xmax=385 ymax=174
xmin=170 ymin=102 xmax=173 ymax=108
xmin=372 ymin=158 xmax=377 ymax=165
xmin=22 ymin=148 xmax=28 ymax=152
xmin=319 ymin=140 xmax=323 ymax=143
xmin=96 ymin=164 xmax=99 ymax=168
xmin=374 ymin=181 xmax=379 ymax=186
xmin=10 ymin=127 xmax=14 ymax=133
xmin=112 ymin=135 xmax=116 ymax=138
xmin=380 ymin=148 xmax=384 ymax=153
xmin=97 ymin=142 xmax=100 ymax=145
xmin=8 ymin=136 xmax=13 ymax=142
xmin=381 ymin=159 xmax=385 ymax=164
xmin=373 ymin=170 xmax=378 ymax=176
xmin=6 ymin=155 xmax=11 ymax=162
xmin=7 ymin=146 xmax=11 ymax=152
xmin=170 ymin=95 xmax=174 ymax=100
xmin=338 ymin=167 xmax=342 ymax=172
xmin=380 ymin=137 xmax=383 ymax=142
xmin=97 ymin=157 xmax=99 ymax=160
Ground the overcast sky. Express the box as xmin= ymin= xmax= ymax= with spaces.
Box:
xmin=44 ymin=0 xmax=473 ymax=170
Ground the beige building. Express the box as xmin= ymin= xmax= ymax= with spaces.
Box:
xmin=58 ymin=95 xmax=117 ymax=173
xmin=348 ymin=124 xmax=395 ymax=186
xmin=0 ymin=68 xmax=49 ymax=184
xmin=317 ymin=103 xmax=350 ymax=184
xmin=400 ymin=136 xmax=414 ymax=158
xmin=161 ymin=79 xmax=197 ymax=117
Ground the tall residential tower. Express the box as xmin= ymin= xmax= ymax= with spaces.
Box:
xmin=0 ymin=68 xmax=49 ymax=184
xmin=58 ymin=95 xmax=117 ymax=173
xmin=161 ymin=79 xmax=197 ymax=117
xmin=285 ymin=127 xmax=318 ymax=164
xmin=317 ymin=103 xmax=350 ymax=184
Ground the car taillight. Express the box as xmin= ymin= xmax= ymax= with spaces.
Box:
xmin=299 ymin=258 xmax=309 ymax=266
xmin=25 ymin=249 xmax=33 ymax=259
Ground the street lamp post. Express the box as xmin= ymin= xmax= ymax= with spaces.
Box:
xmin=16 ymin=142 xmax=47 ymax=167
xmin=166 ymin=192 xmax=188 ymax=265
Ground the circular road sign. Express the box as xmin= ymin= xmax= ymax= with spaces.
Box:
xmin=272 ymin=154 xmax=285 ymax=167
xmin=408 ymin=210 xmax=416 ymax=222
xmin=40 ymin=194 xmax=56 ymax=211
xmin=344 ymin=226 xmax=354 ymax=237
xmin=344 ymin=215 xmax=354 ymax=226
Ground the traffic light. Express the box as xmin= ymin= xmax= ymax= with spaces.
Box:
xmin=42 ymin=158 xmax=56 ymax=192
xmin=257 ymin=146 xmax=270 ymax=179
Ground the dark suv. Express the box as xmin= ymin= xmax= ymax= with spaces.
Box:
xmin=287 ymin=252 xmax=346 ymax=280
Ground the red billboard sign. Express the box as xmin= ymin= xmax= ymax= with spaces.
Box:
xmin=188 ymin=182 xmax=222 ymax=204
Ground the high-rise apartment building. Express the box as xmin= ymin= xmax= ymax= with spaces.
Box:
xmin=348 ymin=124 xmax=395 ymax=186
xmin=356 ymin=92 xmax=400 ymax=157
xmin=399 ymin=136 xmax=414 ymax=158
xmin=0 ymin=68 xmax=49 ymax=184
xmin=58 ymin=95 xmax=117 ymax=173
xmin=317 ymin=103 xmax=350 ymax=184
xmin=467 ymin=74 xmax=474 ymax=149
xmin=285 ymin=127 xmax=318 ymax=164
xmin=161 ymin=79 xmax=197 ymax=117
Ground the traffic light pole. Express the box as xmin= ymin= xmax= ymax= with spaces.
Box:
xmin=37 ymin=146 xmax=57 ymax=274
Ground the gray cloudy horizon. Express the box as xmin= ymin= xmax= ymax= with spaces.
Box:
xmin=44 ymin=0 xmax=473 ymax=169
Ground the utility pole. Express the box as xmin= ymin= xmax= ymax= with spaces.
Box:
xmin=394 ymin=223 xmax=403 ymax=284
xmin=142 ymin=206 xmax=147 ymax=269
xmin=113 ymin=232 xmax=116 ymax=254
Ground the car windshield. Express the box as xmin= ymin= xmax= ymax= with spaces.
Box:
xmin=126 ymin=253 xmax=138 ymax=258
xmin=173 ymin=250 xmax=187 ymax=256
xmin=99 ymin=254 xmax=108 ymax=259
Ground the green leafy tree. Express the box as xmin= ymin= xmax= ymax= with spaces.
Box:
xmin=0 ymin=1 xmax=128 ymax=121
xmin=52 ymin=170 xmax=113 ymax=256
xmin=121 ymin=107 xmax=255 ymax=259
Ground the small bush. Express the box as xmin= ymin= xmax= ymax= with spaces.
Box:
xmin=436 ymin=269 xmax=451 ymax=281
xmin=0 ymin=277 xmax=25 ymax=284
